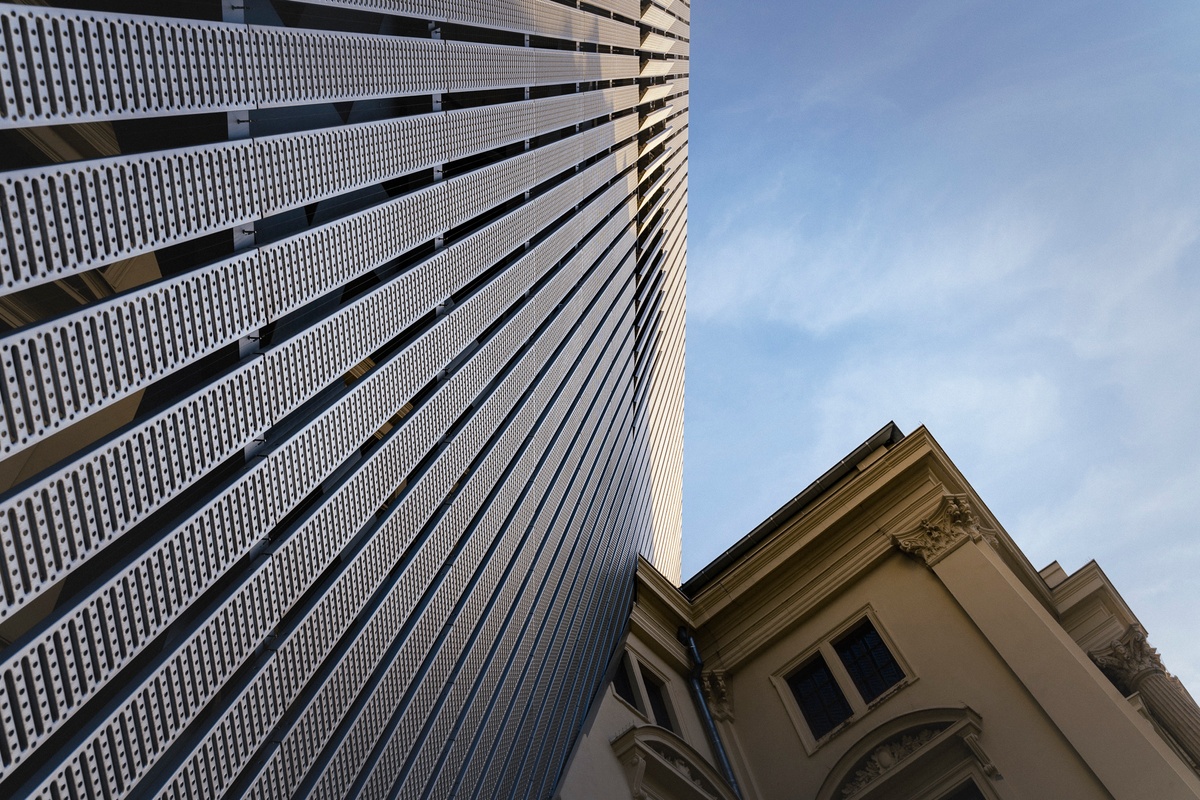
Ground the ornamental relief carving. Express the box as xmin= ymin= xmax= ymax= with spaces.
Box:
xmin=648 ymin=741 xmax=723 ymax=798
xmin=1091 ymin=625 xmax=1166 ymax=687
xmin=839 ymin=726 xmax=945 ymax=796
xmin=892 ymin=495 xmax=998 ymax=567
xmin=611 ymin=724 xmax=739 ymax=800
xmin=701 ymin=670 xmax=733 ymax=722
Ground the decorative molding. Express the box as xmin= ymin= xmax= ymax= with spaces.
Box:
xmin=891 ymin=495 xmax=997 ymax=567
xmin=627 ymin=753 xmax=648 ymax=800
xmin=701 ymin=670 xmax=733 ymax=722
xmin=962 ymin=731 xmax=1001 ymax=778
xmin=817 ymin=707 xmax=1001 ymax=800
xmin=1091 ymin=625 xmax=1166 ymax=688
xmin=648 ymin=741 xmax=723 ymax=797
xmin=611 ymin=724 xmax=739 ymax=800
xmin=839 ymin=727 xmax=943 ymax=796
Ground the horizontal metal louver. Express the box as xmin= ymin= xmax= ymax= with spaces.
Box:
xmin=0 ymin=0 xmax=686 ymax=797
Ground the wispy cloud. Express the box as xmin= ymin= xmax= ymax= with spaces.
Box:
xmin=686 ymin=0 xmax=1200 ymax=684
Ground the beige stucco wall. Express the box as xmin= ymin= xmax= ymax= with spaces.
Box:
xmin=720 ymin=550 xmax=1113 ymax=799
xmin=557 ymin=629 xmax=716 ymax=800
xmin=558 ymin=428 xmax=1200 ymax=800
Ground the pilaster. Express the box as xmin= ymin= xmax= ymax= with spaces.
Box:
xmin=891 ymin=497 xmax=1200 ymax=799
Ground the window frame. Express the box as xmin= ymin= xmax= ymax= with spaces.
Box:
xmin=920 ymin=763 xmax=1002 ymax=800
xmin=609 ymin=647 xmax=680 ymax=733
xmin=637 ymin=662 xmax=679 ymax=733
xmin=771 ymin=606 xmax=915 ymax=753
xmin=611 ymin=651 xmax=643 ymax=712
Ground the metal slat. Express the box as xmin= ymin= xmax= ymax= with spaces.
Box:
xmin=297 ymin=0 xmax=640 ymax=50
xmin=172 ymin=217 xmax=633 ymax=800
xmin=0 ymin=126 xmax=633 ymax=638
xmin=0 ymin=85 xmax=637 ymax=293
xmin=0 ymin=5 xmax=639 ymax=129
xmin=308 ymin=244 xmax=635 ymax=800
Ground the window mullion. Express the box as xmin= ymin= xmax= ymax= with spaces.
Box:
xmin=822 ymin=642 xmax=868 ymax=715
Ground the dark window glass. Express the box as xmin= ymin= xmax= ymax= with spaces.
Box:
xmin=787 ymin=655 xmax=853 ymax=739
xmin=640 ymin=667 xmax=675 ymax=732
xmin=612 ymin=655 xmax=638 ymax=707
xmin=941 ymin=779 xmax=986 ymax=800
xmin=834 ymin=619 xmax=905 ymax=703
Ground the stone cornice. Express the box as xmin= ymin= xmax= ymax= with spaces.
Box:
xmin=891 ymin=494 xmax=998 ymax=568
xmin=663 ymin=427 xmax=1056 ymax=670
xmin=693 ymin=533 xmax=897 ymax=672
xmin=632 ymin=555 xmax=694 ymax=672
xmin=685 ymin=429 xmax=944 ymax=622
xmin=1052 ymin=560 xmax=1133 ymax=617
xmin=1052 ymin=561 xmax=1143 ymax=655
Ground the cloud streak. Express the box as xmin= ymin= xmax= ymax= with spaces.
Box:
xmin=686 ymin=1 xmax=1200 ymax=685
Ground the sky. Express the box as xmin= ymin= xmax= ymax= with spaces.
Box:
xmin=683 ymin=1 xmax=1200 ymax=685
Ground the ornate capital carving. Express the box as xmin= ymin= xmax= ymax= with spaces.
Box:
xmin=892 ymin=495 xmax=997 ymax=567
xmin=1091 ymin=625 xmax=1166 ymax=688
xmin=701 ymin=670 xmax=733 ymax=722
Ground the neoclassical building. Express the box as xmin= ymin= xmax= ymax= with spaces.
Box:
xmin=558 ymin=423 xmax=1200 ymax=800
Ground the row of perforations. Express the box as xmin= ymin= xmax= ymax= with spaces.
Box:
xmin=0 ymin=4 xmax=637 ymax=128
xmin=0 ymin=152 xmax=638 ymax=789
xmin=395 ymin=330 xmax=645 ymax=800
xmin=0 ymin=120 xmax=636 ymax=635
xmin=173 ymin=223 xmax=635 ymax=800
xmin=15 ymin=169 xmax=638 ymax=800
xmin=642 ymin=2 xmax=689 ymax=39
xmin=0 ymin=87 xmax=639 ymax=459
xmin=302 ymin=225 xmax=635 ymax=800
xmin=0 ymin=84 xmax=637 ymax=290
xmin=298 ymin=0 xmax=639 ymax=49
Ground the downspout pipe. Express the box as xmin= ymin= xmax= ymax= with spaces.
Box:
xmin=679 ymin=626 xmax=744 ymax=800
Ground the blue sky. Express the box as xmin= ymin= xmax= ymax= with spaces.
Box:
xmin=683 ymin=1 xmax=1200 ymax=684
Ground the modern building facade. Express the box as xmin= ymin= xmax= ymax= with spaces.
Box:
xmin=558 ymin=424 xmax=1200 ymax=800
xmin=0 ymin=1 xmax=688 ymax=798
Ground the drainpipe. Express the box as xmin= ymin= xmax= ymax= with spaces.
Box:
xmin=679 ymin=626 xmax=744 ymax=800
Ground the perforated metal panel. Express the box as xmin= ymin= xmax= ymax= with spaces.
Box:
xmin=0 ymin=6 xmax=638 ymax=129
xmin=0 ymin=85 xmax=638 ymax=292
xmin=0 ymin=1 xmax=685 ymax=797
xmin=299 ymin=0 xmax=640 ymax=49
xmin=0 ymin=124 xmax=633 ymax=633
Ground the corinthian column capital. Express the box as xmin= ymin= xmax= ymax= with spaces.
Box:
xmin=1091 ymin=625 xmax=1166 ymax=688
xmin=892 ymin=494 xmax=998 ymax=567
